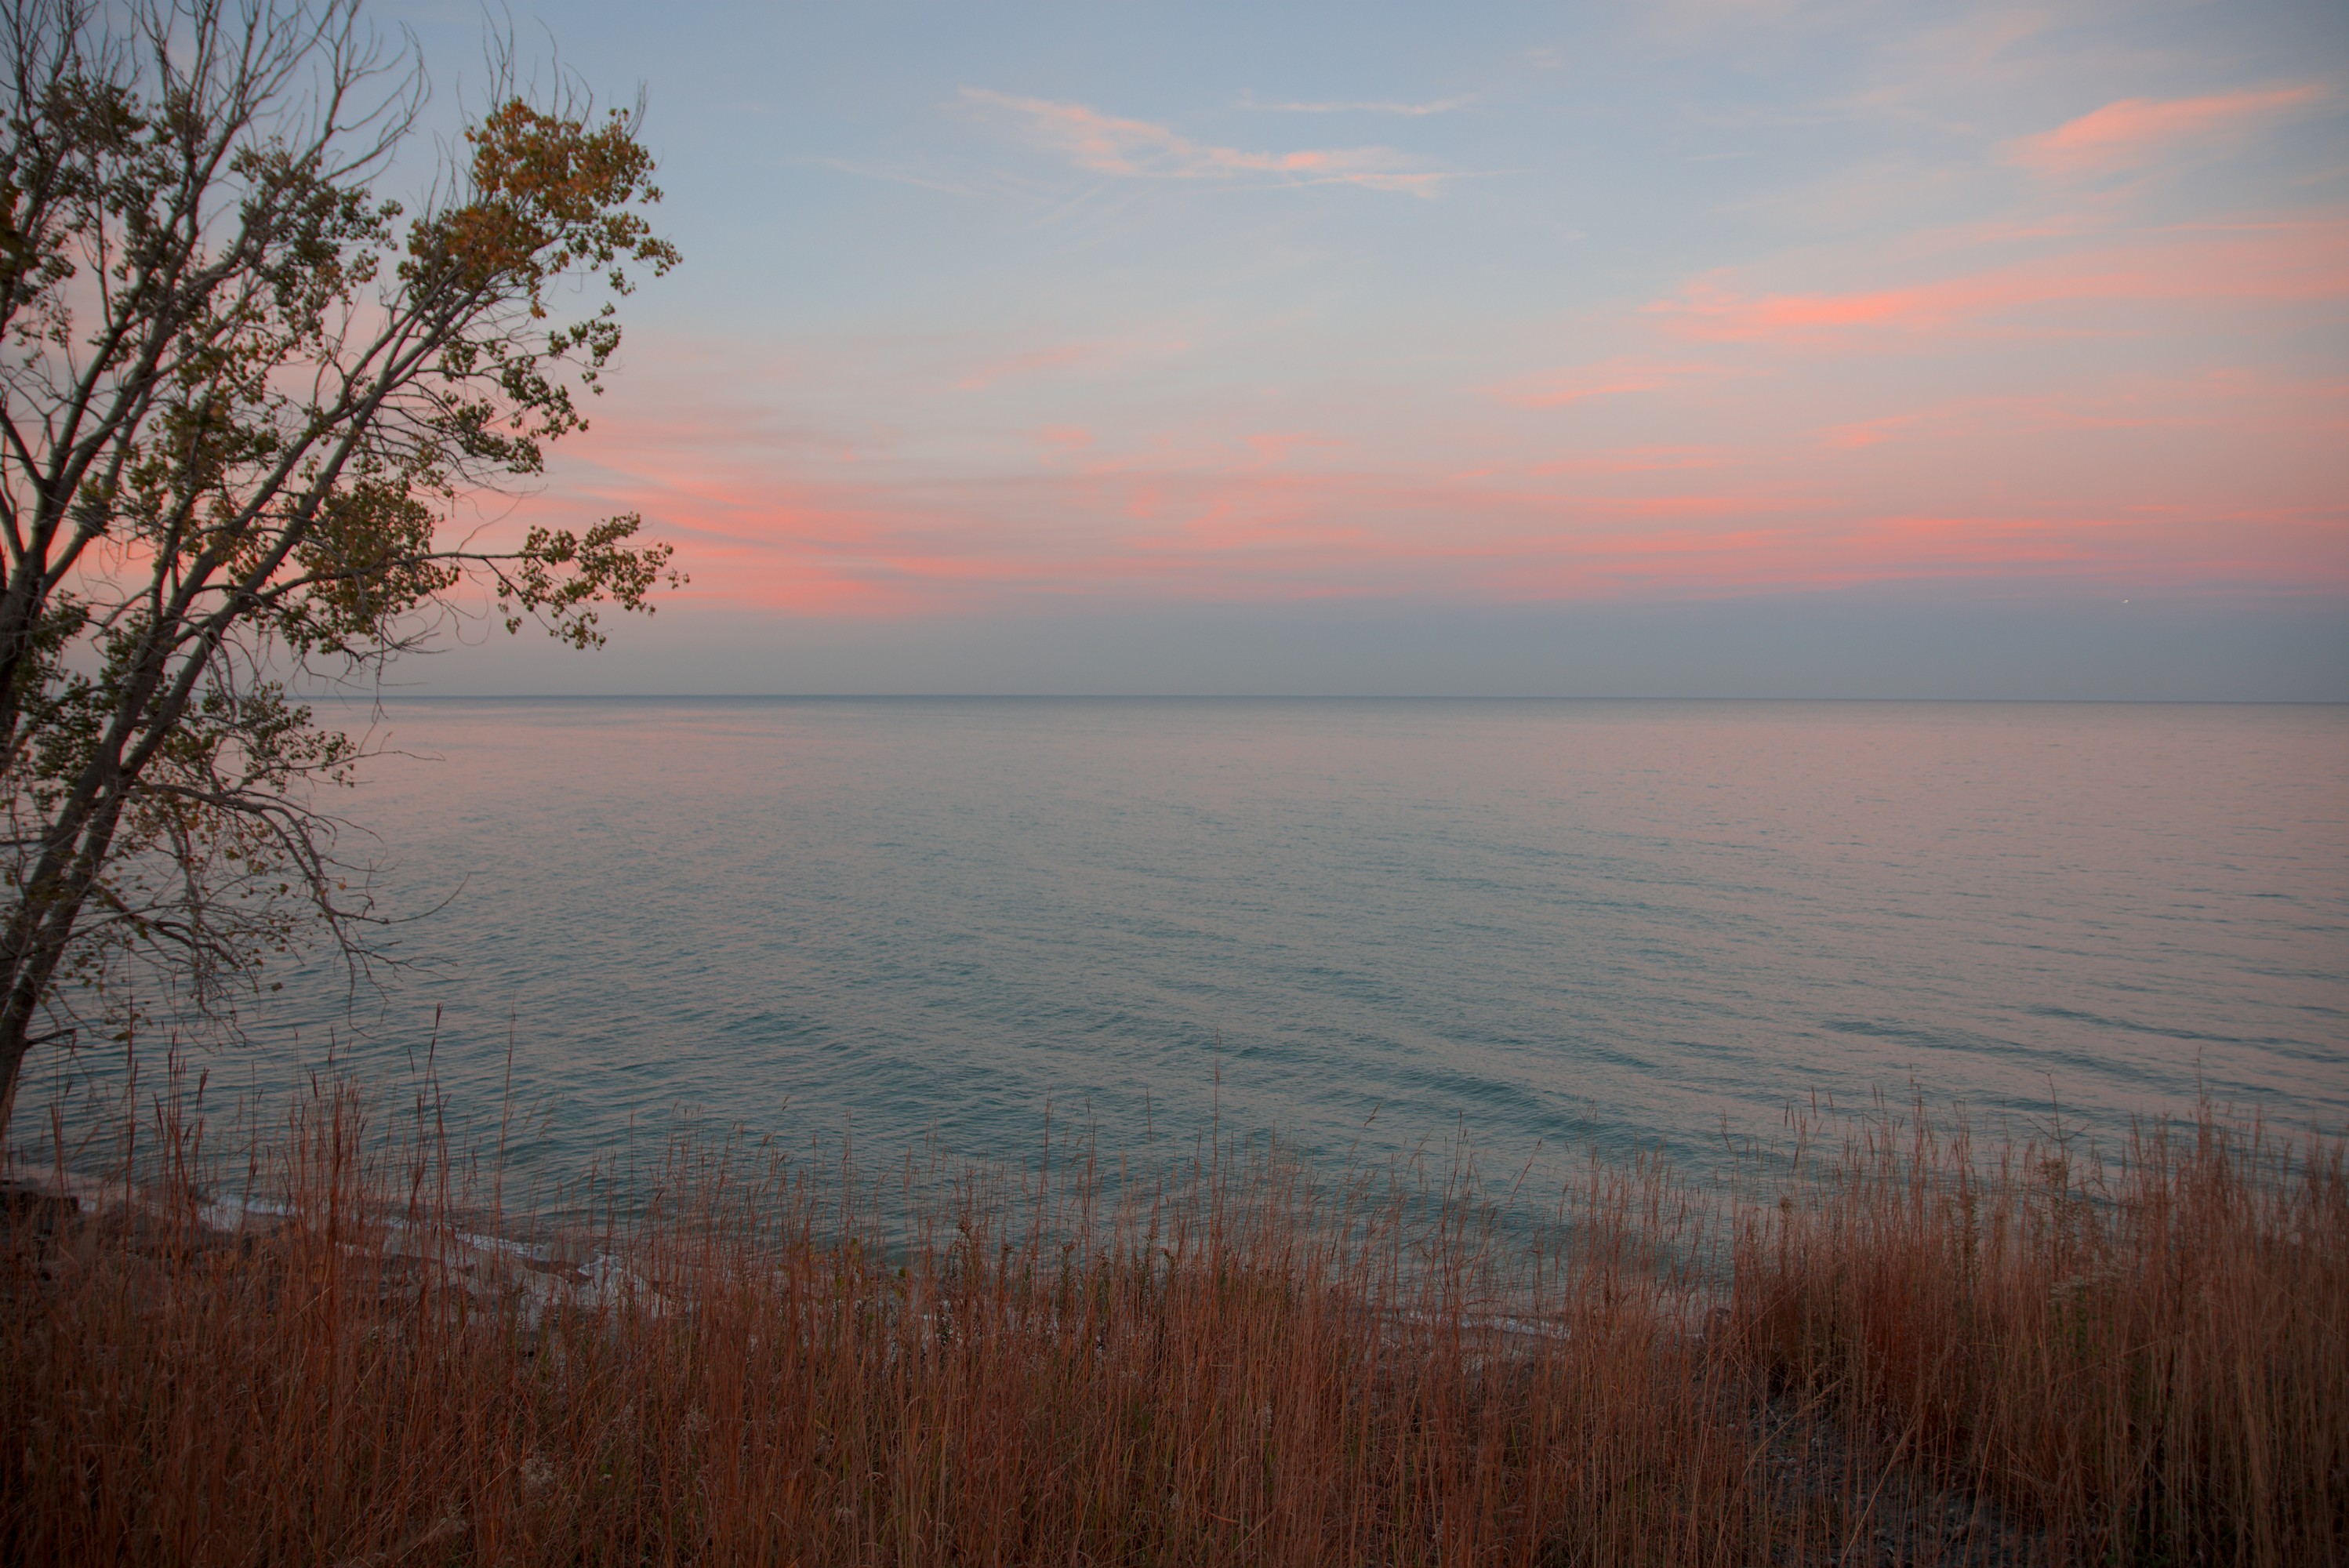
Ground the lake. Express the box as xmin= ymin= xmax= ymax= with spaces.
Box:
xmin=16 ymin=699 xmax=2346 ymax=1186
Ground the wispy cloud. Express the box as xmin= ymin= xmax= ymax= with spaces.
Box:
xmin=1817 ymin=371 xmax=2349 ymax=452
xmin=1525 ymin=447 xmax=1725 ymax=477
xmin=1489 ymin=357 xmax=1726 ymax=408
xmin=1241 ymin=93 xmax=1475 ymax=117
xmin=953 ymin=334 xmax=1189 ymax=392
xmin=1646 ymin=219 xmax=2349 ymax=344
xmin=2010 ymin=86 xmax=2328 ymax=176
xmin=962 ymin=89 xmax=1450 ymax=195
xmin=797 ymin=155 xmax=995 ymax=200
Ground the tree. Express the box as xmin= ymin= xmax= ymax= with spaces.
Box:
xmin=0 ymin=0 xmax=683 ymax=1120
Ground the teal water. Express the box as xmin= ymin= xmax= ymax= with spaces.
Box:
xmin=18 ymin=699 xmax=2347 ymax=1183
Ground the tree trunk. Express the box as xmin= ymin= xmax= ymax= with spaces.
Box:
xmin=0 ymin=618 xmax=172 ymax=1142
xmin=0 ymin=779 xmax=128 ymax=1140
xmin=0 ymin=938 xmax=56 ymax=1140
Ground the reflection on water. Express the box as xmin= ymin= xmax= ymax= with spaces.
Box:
xmin=15 ymin=699 xmax=2347 ymax=1187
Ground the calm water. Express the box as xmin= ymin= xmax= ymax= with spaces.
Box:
xmin=22 ymin=699 xmax=2348 ymax=1182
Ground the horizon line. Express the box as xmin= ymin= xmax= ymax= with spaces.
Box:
xmin=306 ymin=691 xmax=2349 ymax=706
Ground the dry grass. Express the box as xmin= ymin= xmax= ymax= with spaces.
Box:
xmin=2 ymin=1076 xmax=2341 ymax=1566
xmin=1736 ymin=1104 xmax=2349 ymax=1565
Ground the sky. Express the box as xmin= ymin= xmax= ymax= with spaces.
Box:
xmin=378 ymin=0 xmax=2347 ymax=697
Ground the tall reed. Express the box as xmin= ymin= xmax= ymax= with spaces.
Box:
xmin=4 ymin=1075 xmax=2340 ymax=1565
xmin=1735 ymin=1101 xmax=2349 ymax=1565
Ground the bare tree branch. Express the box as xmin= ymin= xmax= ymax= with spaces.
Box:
xmin=0 ymin=0 xmax=682 ymax=1120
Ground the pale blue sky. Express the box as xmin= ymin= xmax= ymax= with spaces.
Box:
xmin=375 ymin=1 xmax=2347 ymax=695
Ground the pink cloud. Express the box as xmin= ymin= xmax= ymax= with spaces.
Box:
xmin=953 ymin=334 xmax=1189 ymax=392
xmin=1526 ymin=447 xmax=1725 ymax=476
xmin=593 ymin=458 xmax=2346 ymax=612
xmin=531 ymin=304 xmax=2348 ymax=619
xmin=1243 ymin=431 xmax=1348 ymax=470
xmin=1036 ymin=426 xmax=1094 ymax=457
xmin=554 ymin=408 xmax=2346 ymax=608
xmin=1244 ymin=94 xmax=1476 ymax=117
xmin=2010 ymin=86 xmax=2329 ymax=176
xmin=1490 ymin=357 xmax=1726 ymax=408
xmin=962 ymin=89 xmax=1450 ymax=196
xmin=1819 ymin=371 xmax=2349 ymax=452
xmin=954 ymin=343 xmax=1098 ymax=391
xmin=1647 ymin=218 xmax=2349 ymax=343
